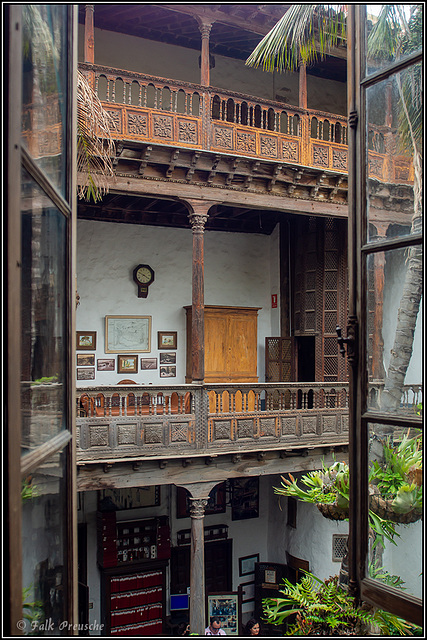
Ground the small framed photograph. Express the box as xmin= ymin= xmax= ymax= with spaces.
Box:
xmin=76 ymin=331 xmax=96 ymax=350
xmin=77 ymin=367 xmax=95 ymax=380
xmin=141 ymin=357 xmax=157 ymax=370
xmin=206 ymin=592 xmax=241 ymax=636
xmin=241 ymin=581 xmax=255 ymax=604
xmin=118 ymin=354 xmax=138 ymax=374
xmin=158 ymin=331 xmax=177 ymax=350
xmin=159 ymin=352 xmax=176 ymax=365
xmin=97 ymin=358 xmax=115 ymax=372
xmin=160 ymin=365 xmax=176 ymax=378
xmin=77 ymin=353 xmax=95 ymax=367
xmin=239 ymin=554 xmax=259 ymax=577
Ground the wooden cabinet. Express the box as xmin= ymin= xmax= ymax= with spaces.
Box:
xmin=184 ymin=306 xmax=260 ymax=383
xmin=101 ymin=563 xmax=167 ymax=636
xmin=97 ymin=513 xmax=170 ymax=636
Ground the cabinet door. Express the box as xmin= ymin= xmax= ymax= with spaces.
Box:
xmin=227 ymin=313 xmax=258 ymax=381
xmin=205 ymin=313 xmax=228 ymax=379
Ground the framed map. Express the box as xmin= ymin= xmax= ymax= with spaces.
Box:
xmin=105 ymin=315 xmax=151 ymax=353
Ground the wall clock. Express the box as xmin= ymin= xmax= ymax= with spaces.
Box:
xmin=133 ymin=264 xmax=155 ymax=298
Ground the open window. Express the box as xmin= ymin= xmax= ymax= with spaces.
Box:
xmin=348 ymin=5 xmax=422 ymax=626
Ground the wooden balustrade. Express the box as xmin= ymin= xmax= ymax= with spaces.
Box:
xmin=79 ymin=63 xmax=413 ymax=184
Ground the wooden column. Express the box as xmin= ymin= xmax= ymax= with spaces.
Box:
xmin=187 ymin=201 xmax=211 ymax=382
xmin=197 ymin=19 xmax=213 ymax=86
xmin=84 ymin=4 xmax=95 ymax=64
xmin=179 ymin=481 xmax=221 ymax=636
xmin=298 ymin=60 xmax=309 ymax=165
xmin=298 ymin=60 xmax=308 ymax=110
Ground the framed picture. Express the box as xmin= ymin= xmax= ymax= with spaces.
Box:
xmin=141 ymin=357 xmax=157 ymax=370
xmin=206 ymin=591 xmax=241 ymax=636
xmin=177 ymin=483 xmax=226 ymax=519
xmin=117 ymin=354 xmax=138 ymax=374
xmin=160 ymin=365 xmax=176 ymax=378
xmin=98 ymin=487 xmax=160 ymax=511
xmin=240 ymin=581 xmax=255 ymax=604
xmin=105 ymin=315 xmax=151 ymax=353
xmin=231 ymin=477 xmax=259 ymax=521
xmin=157 ymin=331 xmax=177 ymax=350
xmin=76 ymin=353 xmax=95 ymax=367
xmin=159 ymin=352 xmax=176 ymax=365
xmin=239 ymin=553 xmax=259 ymax=577
xmin=76 ymin=331 xmax=96 ymax=350
xmin=97 ymin=358 xmax=115 ymax=371
xmin=77 ymin=367 xmax=95 ymax=380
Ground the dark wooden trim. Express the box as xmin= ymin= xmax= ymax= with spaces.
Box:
xmin=5 ymin=5 xmax=24 ymax=633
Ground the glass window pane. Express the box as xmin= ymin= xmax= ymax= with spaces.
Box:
xmin=366 ymin=248 xmax=422 ymax=414
xmin=367 ymin=422 xmax=422 ymax=600
xmin=366 ymin=65 xmax=422 ymax=243
xmin=21 ymin=169 xmax=68 ymax=453
xmin=22 ymin=5 xmax=69 ymax=196
xmin=365 ymin=5 xmax=423 ymax=76
xmin=22 ymin=450 xmax=69 ymax=634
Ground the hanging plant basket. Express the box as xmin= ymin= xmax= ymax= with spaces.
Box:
xmin=316 ymin=492 xmax=422 ymax=524
xmin=369 ymin=494 xmax=422 ymax=524
xmin=316 ymin=502 xmax=348 ymax=520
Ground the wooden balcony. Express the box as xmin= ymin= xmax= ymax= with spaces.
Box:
xmin=79 ymin=63 xmax=414 ymax=185
xmin=76 ymin=381 xmax=422 ymax=464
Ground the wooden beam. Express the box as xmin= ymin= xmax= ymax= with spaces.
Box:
xmin=76 ymin=447 xmax=348 ymax=491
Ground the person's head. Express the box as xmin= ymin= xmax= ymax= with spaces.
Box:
xmin=177 ymin=621 xmax=190 ymax=636
xmin=209 ymin=617 xmax=222 ymax=633
xmin=245 ymin=618 xmax=260 ymax=635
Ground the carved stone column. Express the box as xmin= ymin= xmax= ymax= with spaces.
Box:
xmin=178 ymin=481 xmax=221 ymax=636
xmin=84 ymin=5 xmax=95 ymax=64
xmin=186 ymin=200 xmax=211 ymax=382
xmin=197 ymin=20 xmax=213 ymax=86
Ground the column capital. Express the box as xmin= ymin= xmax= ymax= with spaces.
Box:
xmin=196 ymin=17 xmax=213 ymax=37
xmin=189 ymin=497 xmax=209 ymax=519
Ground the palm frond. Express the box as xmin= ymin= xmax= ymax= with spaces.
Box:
xmin=77 ymin=71 xmax=116 ymax=202
xmin=246 ymin=5 xmax=346 ymax=73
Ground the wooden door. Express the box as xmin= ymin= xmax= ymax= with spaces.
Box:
xmin=170 ymin=540 xmax=232 ymax=595
xmin=265 ymin=337 xmax=293 ymax=382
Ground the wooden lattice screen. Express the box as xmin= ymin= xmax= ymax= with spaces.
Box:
xmin=265 ymin=337 xmax=293 ymax=382
xmin=292 ymin=217 xmax=348 ymax=382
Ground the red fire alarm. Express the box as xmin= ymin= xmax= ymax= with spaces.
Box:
xmin=271 ymin=294 xmax=278 ymax=308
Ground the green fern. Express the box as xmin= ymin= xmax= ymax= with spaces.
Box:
xmin=263 ymin=572 xmax=419 ymax=636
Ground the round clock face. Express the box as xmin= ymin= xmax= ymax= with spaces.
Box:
xmin=136 ymin=266 xmax=153 ymax=284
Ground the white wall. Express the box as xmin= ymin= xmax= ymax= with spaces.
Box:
xmin=76 ymin=220 xmax=279 ymax=386
xmin=267 ymin=473 xmax=349 ymax=581
xmin=381 ymin=521 xmax=423 ymax=599
xmin=78 ymin=24 xmax=347 ymax=114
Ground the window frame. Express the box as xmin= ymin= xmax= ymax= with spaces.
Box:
xmin=347 ymin=5 xmax=423 ymax=626
xmin=5 ymin=4 xmax=78 ymax=633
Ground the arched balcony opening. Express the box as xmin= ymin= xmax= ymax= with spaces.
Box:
xmin=114 ymin=78 xmax=124 ymax=104
xmin=226 ymin=98 xmax=235 ymax=123
xmin=176 ymin=89 xmax=186 ymax=114
xmin=267 ymin=108 xmax=275 ymax=131
xmin=161 ymin=87 xmax=171 ymax=111
xmin=191 ymin=92 xmax=200 ymax=117
xmin=254 ymin=104 xmax=262 ymax=128
xmin=335 ymin=122 xmax=342 ymax=144
xmin=97 ymin=74 xmax=108 ymax=102
xmin=131 ymin=81 xmax=140 ymax=106
xmin=146 ymin=83 xmax=156 ymax=109
xmin=311 ymin=116 xmax=319 ymax=139
xmin=292 ymin=114 xmax=300 ymax=136
xmin=322 ymin=119 xmax=330 ymax=141
xmin=212 ymin=95 xmax=221 ymax=120
xmin=240 ymin=101 xmax=248 ymax=126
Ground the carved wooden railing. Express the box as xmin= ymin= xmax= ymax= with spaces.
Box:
xmin=75 ymin=381 xmax=422 ymax=462
xmin=79 ymin=63 xmax=414 ymax=184
xmin=76 ymin=382 xmax=351 ymax=462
